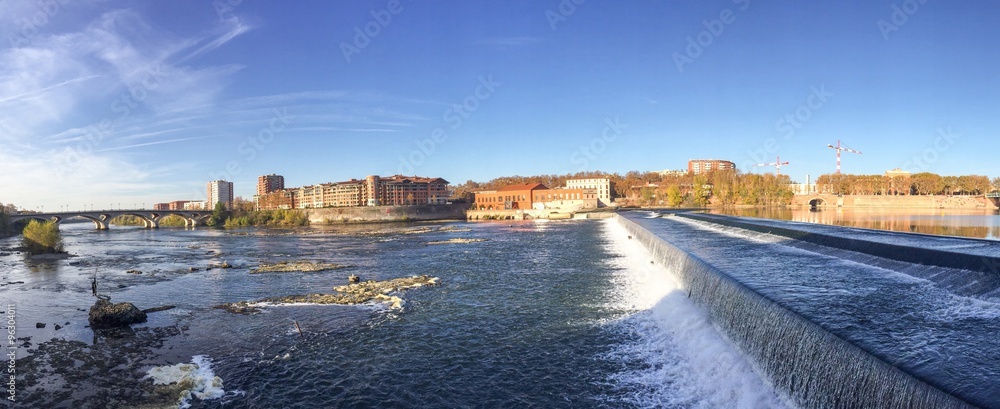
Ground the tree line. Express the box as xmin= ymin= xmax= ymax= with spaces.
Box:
xmin=451 ymin=170 xmax=795 ymax=207
xmin=816 ymin=173 xmax=1000 ymax=196
xmin=0 ymin=202 xmax=20 ymax=237
xmin=451 ymin=170 xmax=1000 ymax=207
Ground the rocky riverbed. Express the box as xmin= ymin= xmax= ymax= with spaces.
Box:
xmin=250 ymin=261 xmax=349 ymax=274
xmin=217 ymin=275 xmax=439 ymax=314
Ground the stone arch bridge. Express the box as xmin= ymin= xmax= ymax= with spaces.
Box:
xmin=7 ymin=210 xmax=214 ymax=230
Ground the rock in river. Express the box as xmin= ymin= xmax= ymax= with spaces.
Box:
xmin=88 ymin=298 xmax=148 ymax=329
xmin=250 ymin=261 xmax=348 ymax=274
xmin=217 ymin=275 xmax=439 ymax=314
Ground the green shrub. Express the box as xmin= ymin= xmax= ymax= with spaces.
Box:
xmin=159 ymin=215 xmax=187 ymax=227
xmin=220 ymin=209 xmax=309 ymax=227
xmin=22 ymin=220 xmax=64 ymax=254
xmin=110 ymin=215 xmax=144 ymax=226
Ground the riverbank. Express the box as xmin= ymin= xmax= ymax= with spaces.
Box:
xmin=309 ymin=203 xmax=468 ymax=224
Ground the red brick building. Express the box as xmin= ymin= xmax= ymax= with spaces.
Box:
xmin=473 ymin=183 xmax=548 ymax=210
xmin=473 ymin=183 xmax=600 ymax=211
xmin=255 ymin=174 xmax=450 ymax=210
xmin=257 ymin=174 xmax=285 ymax=196
xmin=688 ymin=159 xmax=736 ymax=175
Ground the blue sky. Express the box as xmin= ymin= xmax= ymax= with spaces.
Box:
xmin=2 ymin=0 xmax=998 ymax=210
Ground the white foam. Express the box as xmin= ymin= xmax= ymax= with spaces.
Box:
xmin=145 ymin=355 xmax=227 ymax=408
xmin=601 ymin=219 xmax=793 ymax=408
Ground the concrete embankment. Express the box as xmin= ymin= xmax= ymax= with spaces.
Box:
xmin=615 ymin=214 xmax=975 ymax=409
xmin=307 ymin=204 xmax=468 ymax=224
xmin=466 ymin=209 xmax=616 ymax=221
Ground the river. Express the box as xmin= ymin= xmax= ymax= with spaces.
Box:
xmin=1 ymin=219 xmax=788 ymax=408
xmin=7 ymin=208 xmax=997 ymax=408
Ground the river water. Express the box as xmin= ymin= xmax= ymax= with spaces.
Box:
xmin=711 ymin=207 xmax=1000 ymax=240
xmin=1 ymin=219 xmax=788 ymax=408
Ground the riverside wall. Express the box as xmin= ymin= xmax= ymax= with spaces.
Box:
xmin=792 ymin=194 xmax=998 ymax=209
xmin=306 ymin=204 xmax=469 ymax=223
xmin=465 ymin=209 xmax=616 ymax=221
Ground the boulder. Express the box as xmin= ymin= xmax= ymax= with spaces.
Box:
xmin=88 ymin=299 xmax=148 ymax=329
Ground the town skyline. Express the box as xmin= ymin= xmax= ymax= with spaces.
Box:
xmin=3 ymin=1 xmax=999 ymax=210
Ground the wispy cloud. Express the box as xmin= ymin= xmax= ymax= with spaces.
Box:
xmin=179 ymin=18 xmax=251 ymax=63
xmin=290 ymin=127 xmax=399 ymax=133
xmin=96 ymin=136 xmax=216 ymax=152
xmin=0 ymin=75 xmax=100 ymax=105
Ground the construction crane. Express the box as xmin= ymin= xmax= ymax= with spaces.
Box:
xmin=755 ymin=156 xmax=790 ymax=175
xmin=827 ymin=140 xmax=862 ymax=174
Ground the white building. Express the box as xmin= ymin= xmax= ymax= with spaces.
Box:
xmin=658 ymin=169 xmax=687 ymax=177
xmin=183 ymin=201 xmax=207 ymax=210
xmin=207 ymin=180 xmax=234 ymax=210
xmin=566 ymin=178 xmax=613 ymax=206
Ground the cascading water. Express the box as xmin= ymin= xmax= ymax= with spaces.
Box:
xmin=616 ymin=213 xmax=979 ymax=409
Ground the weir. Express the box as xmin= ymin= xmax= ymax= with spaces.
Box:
xmin=615 ymin=214 xmax=976 ymax=409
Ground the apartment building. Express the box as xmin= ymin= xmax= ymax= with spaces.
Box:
xmin=566 ymin=178 xmax=613 ymax=206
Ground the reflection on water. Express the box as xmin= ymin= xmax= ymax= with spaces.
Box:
xmin=711 ymin=207 xmax=1000 ymax=240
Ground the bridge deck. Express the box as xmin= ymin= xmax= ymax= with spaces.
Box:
xmin=6 ymin=210 xmax=213 ymax=230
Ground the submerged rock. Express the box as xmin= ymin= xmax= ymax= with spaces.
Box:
xmin=217 ymin=275 xmax=439 ymax=314
xmin=88 ymin=298 xmax=148 ymax=329
xmin=250 ymin=261 xmax=348 ymax=274
xmin=214 ymin=302 xmax=262 ymax=315
xmin=142 ymin=306 xmax=176 ymax=314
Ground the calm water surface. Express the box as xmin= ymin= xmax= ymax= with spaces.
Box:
xmin=711 ymin=207 xmax=1000 ymax=240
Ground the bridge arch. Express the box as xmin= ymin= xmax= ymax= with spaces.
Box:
xmin=112 ymin=212 xmax=161 ymax=229
xmin=72 ymin=214 xmax=109 ymax=230
xmin=808 ymin=198 xmax=827 ymax=209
